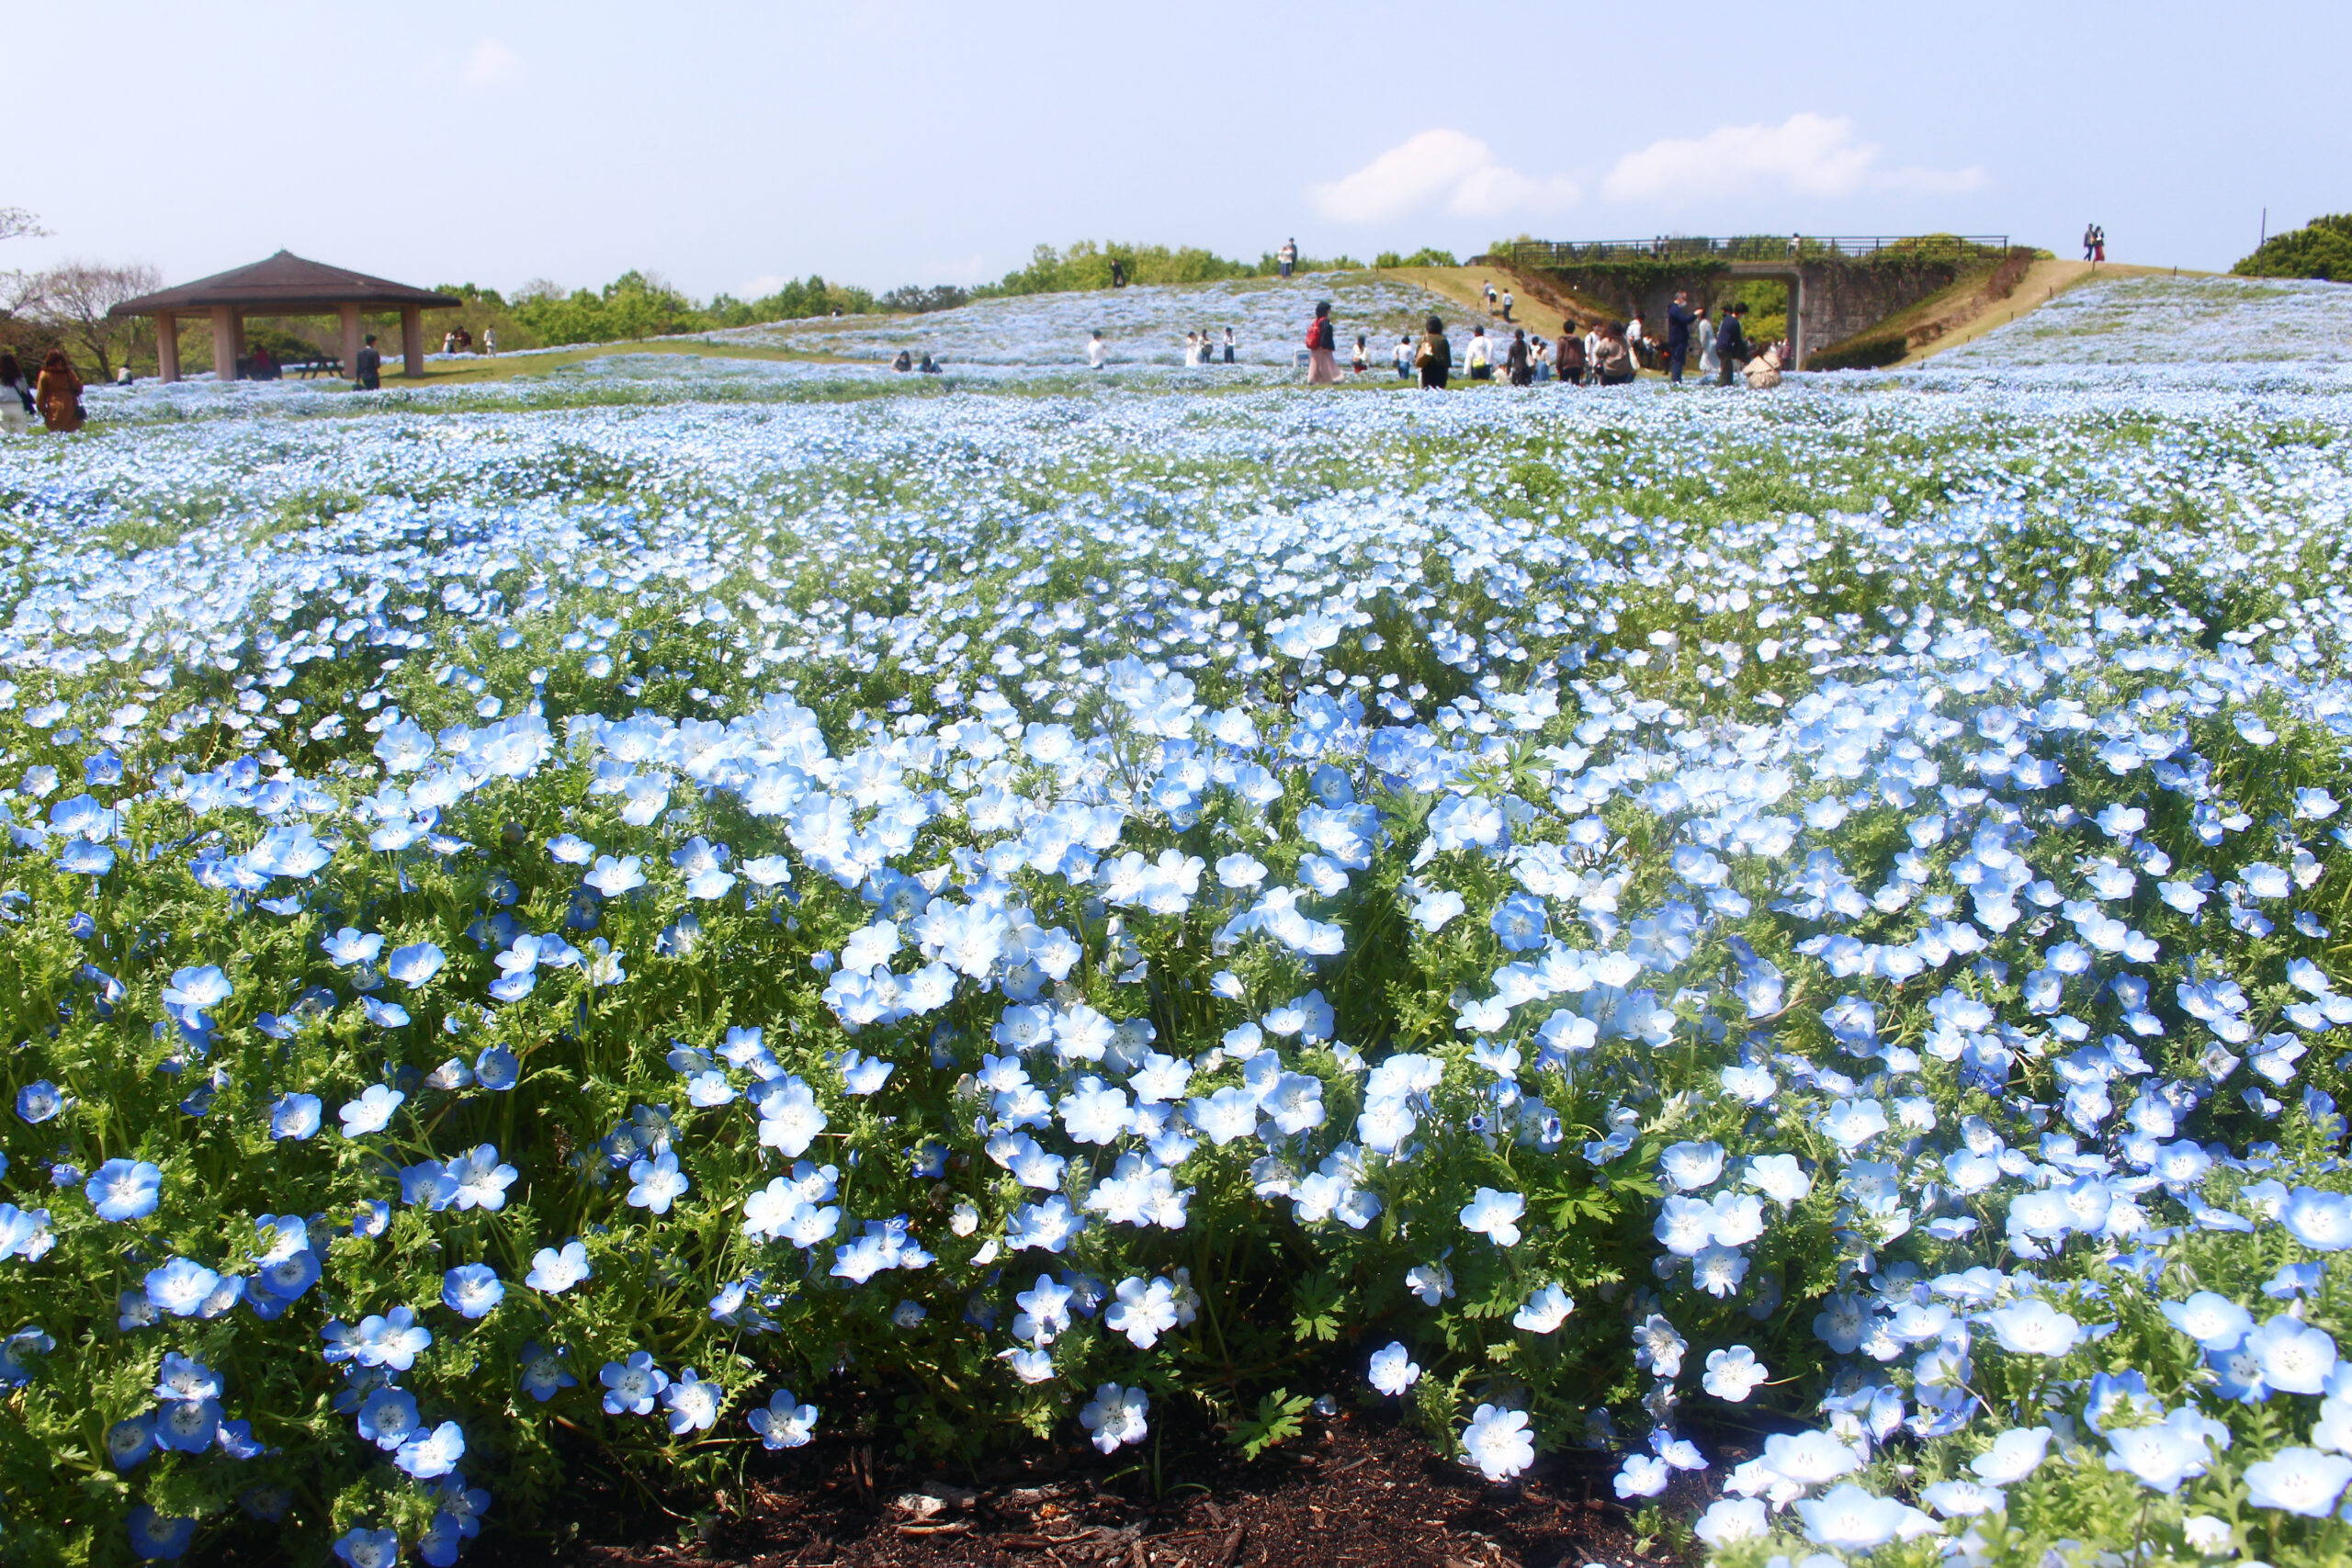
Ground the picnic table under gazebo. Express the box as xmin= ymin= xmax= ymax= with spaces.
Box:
xmin=109 ymin=251 xmax=458 ymax=382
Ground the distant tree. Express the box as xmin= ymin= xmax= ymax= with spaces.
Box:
xmin=0 ymin=208 xmax=46 ymax=243
xmin=2233 ymin=215 xmax=2352 ymax=282
xmin=20 ymin=261 xmax=163 ymax=378
xmin=879 ymin=283 xmax=970 ymax=314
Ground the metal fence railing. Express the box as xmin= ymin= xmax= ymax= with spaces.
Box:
xmin=1500 ymin=235 xmax=2011 ymax=267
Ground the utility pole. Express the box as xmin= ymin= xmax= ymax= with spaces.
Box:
xmin=2260 ymin=208 xmax=2267 ymax=250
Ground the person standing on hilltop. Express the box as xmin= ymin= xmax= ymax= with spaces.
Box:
xmin=2083 ymin=223 xmax=2097 ymax=262
xmin=2093 ymin=225 xmax=2106 ymax=264
xmin=1305 ymin=301 xmax=1341 ymax=384
xmin=1665 ymin=290 xmax=1696 ymax=384
xmin=1415 ymin=314 xmax=1453 ymax=389
xmin=1279 ymin=239 xmax=1298 ymax=279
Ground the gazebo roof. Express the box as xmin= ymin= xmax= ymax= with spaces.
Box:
xmin=110 ymin=250 xmax=458 ymax=317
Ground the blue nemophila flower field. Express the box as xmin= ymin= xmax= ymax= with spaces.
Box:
xmin=2 ymin=275 xmax=2352 ymax=1565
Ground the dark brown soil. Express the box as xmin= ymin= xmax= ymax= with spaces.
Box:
xmin=472 ymin=1408 xmax=1728 ymax=1568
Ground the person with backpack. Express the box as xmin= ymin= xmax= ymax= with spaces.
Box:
xmin=1555 ymin=323 xmax=1587 ymax=386
xmin=1594 ymin=324 xmax=1634 ymax=386
xmin=1714 ymin=303 xmax=1750 ymax=386
xmin=1305 ymin=300 xmax=1341 ymax=383
xmin=1505 ymin=328 xmax=1532 ymax=387
xmin=1415 ymin=315 xmax=1452 ymax=389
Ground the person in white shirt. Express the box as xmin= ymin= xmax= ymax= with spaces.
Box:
xmin=1393 ymin=335 xmax=1414 ymax=378
xmin=1183 ymin=331 xmax=1200 ymax=365
xmin=1626 ymin=315 xmax=1645 ymax=368
xmin=1222 ymin=327 xmax=1236 ymax=364
xmin=1464 ymin=326 xmax=1493 ymax=380
xmin=1500 ymin=289 xmax=1515 ymax=322
xmin=1088 ymin=331 xmax=1107 ymax=368
xmin=1695 ymin=309 xmax=1719 ymax=378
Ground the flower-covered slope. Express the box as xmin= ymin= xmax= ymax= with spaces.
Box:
xmin=1 ymin=298 xmax=2351 ymax=1566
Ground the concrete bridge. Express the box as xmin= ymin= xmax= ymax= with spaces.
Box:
xmin=1493 ymin=236 xmax=2016 ymax=369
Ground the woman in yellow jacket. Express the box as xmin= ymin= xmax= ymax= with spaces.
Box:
xmin=35 ymin=350 xmax=83 ymax=433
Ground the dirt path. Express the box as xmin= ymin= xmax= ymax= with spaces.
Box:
xmin=1896 ymin=260 xmax=2208 ymax=364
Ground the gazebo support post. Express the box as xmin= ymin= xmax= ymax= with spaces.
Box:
xmin=340 ymin=304 xmax=364 ymax=384
xmin=210 ymin=306 xmax=238 ymax=381
xmin=155 ymin=310 xmax=179 ymax=383
xmin=400 ymin=305 xmax=423 ymax=378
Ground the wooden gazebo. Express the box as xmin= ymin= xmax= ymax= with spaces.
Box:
xmin=109 ymin=251 xmax=458 ymax=382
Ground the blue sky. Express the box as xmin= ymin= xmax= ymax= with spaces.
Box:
xmin=11 ymin=0 xmax=2345 ymax=299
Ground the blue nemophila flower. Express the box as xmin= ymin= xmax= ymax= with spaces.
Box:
xmin=662 ymin=1367 xmax=723 ymax=1433
xmin=1458 ymin=1187 xmax=1524 ymax=1247
xmin=2160 ymin=1291 xmax=2253 ymax=1351
xmin=1971 ymin=1426 xmax=2052 ymax=1483
xmin=1489 ymin=891 xmax=1547 ymax=951
xmin=397 ymin=1420 xmax=467 ymax=1479
xmin=475 ymin=1045 xmax=520 ymax=1089
xmin=2246 ymin=1314 xmax=2337 ymax=1393
xmin=601 ymin=1351 xmax=669 ymax=1416
xmin=143 ymin=1258 xmax=220 ymax=1317
xmin=1079 ymin=1382 xmax=1148 ymax=1454
xmin=85 ymin=1158 xmax=163 ymax=1222
xmin=2104 ymin=1405 xmax=2229 ymax=1493
xmin=519 ymin=1341 xmax=577 ymax=1401
xmin=16 ymin=1080 xmax=62 ymax=1123
xmin=1702 ymin=1345 xmax=1767 ymax=1402
xmin=337 ymin=1084 xmax=404 ymax=1137
xmin=356 ymin=1387 xmax=421 ymax=1450
xmin=333 ymin=1525 xmax=401 ymax=1568
xmin=627 ymin=1149 xmax=689 ymax=1213
xmin=1462 ymin=1403 xmax=1533 ymax=1481
xmin=345 ymin=1306 xmax=433 ymax=1371
xmin=748 ymin=1388 xmax=818 ymax=1449
xmin=2245 ymin=1446 xmax=2352 ymax=1517
xmin=1615 ymin=1453 xmax=1669 ymax=1498
xmin=107 ymin=1412 xmax=157 ymax=1470
xmin=1794 ymin=1483 xmax=1931 ymax=1551
xmin=442 ymin=1264 xmax=505 ymax=1320
xmin=1368 ymin=1341 xmax=1420 ymax=1395
xmin=387 ymin=942 xmax=447 ymax=987
xmin=154 ymin=1391 xmax=223 ymax=1453
xmin=128 ymin=1506 xmax=197 ymax=1562
xmin=526 ymin=1240 xmax=592 ymax=1293
xmin=269 ymin=1092 xmax=322 ymax=1140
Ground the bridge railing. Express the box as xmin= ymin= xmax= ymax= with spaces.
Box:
xmin=1500 ymin=235 xmax=2011 ymax=266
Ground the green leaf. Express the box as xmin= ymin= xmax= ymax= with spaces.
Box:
xmin=1228 ymin=1388 xmax=1315 ymax=1461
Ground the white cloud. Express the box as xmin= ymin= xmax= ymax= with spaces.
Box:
xmin=1601 ymin=113 xmax=1984 ymax=204
xmin=463 ymin=39 xmax=524 ymax=87
xmin=1307 ymin=130 xmax=1578 ymax=225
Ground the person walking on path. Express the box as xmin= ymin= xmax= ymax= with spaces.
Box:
xmin=1464 ymin=324 xmax=1493 ymax=380
xmin=1415 ymin=314 xmax=1452 ymax=389
xmin=1714 ymin=304 xmax=1750 ymax=386
xmin=35 ymin=349 xmax=84 ymax=432
xmin=1279 ymin=239 xmax=1298 ymax=279
xmin=1500 ymin=288 xmax=1515 ymax=322
xmin=1305 ymin=301 xmax=1342 ymax=384
xmin=1556 ymin=323 xmax=1586 ymax=386
xmin=1505 ymin=328 xmax=1532 ymax=386
xmin=355 ymin=333 xmax=382 ymax=390
xmin=1665 ymin=290 xmax=1695 ymax=383
xmin=1483 ymin=279 xmax=1498 ymax=318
